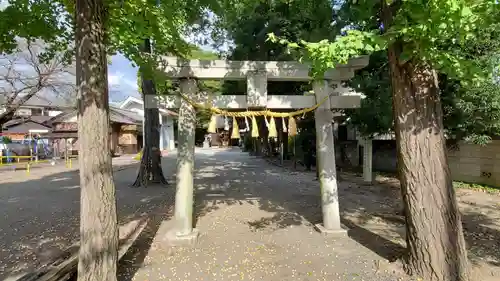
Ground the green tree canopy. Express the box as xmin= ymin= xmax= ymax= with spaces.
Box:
xmin=335 ymin=2 xmax=500 ymax=144
xmin=0 ymin=0 xmax=220 ymax=76
xmin=213 ymin=0 xmax=336 ymax=96
xmin=266 ymin=1 xmax=500 ymax=280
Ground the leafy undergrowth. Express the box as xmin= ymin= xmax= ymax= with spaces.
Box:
xmin=133 ymin=150 xmax=142 ymax=161
xmin=373 ymin=171 xmax=500 ymax=194
xmin=453 ymin=181 xmax=500 ymax=194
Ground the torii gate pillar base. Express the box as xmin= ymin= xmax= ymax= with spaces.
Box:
xmin=163 ymin=224 xmax=200 ymax=247
xmin=314 ymin=223 xmax=348 ymax=237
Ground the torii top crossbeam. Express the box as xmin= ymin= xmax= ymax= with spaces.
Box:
xmin=155 ymin=56 xmax=369 ymax=110
xmin=159 ymin=56 xmax=369 ymax=81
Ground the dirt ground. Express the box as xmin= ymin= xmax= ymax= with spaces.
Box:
xmin=121 ymin=151 xmax=500 ymax=281
xmin=266 ymin=157 xmax=500 ymax=280
xmin=1 ymin=151 xmax=498 ymax=281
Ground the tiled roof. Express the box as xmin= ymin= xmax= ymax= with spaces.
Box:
xmin=48 ymin=106 xmax=143 ymax=125
xmin=119 ymin=96 xmax=178 ymax=117
xmin=0 ymin=95 xmax=75 ymax=108
xmin=110 ymin=106 xmax=142 ymax=123
xmin=3 ymin=116 xmax=53 ymax=128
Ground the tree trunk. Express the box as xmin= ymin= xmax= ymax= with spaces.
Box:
xmin=132 ymin=40 xmax=168 ymax=188
xmin=386 ymin=42 xmax=470 ymax=281
xmin=282 ymin=131 xmax=289 ymax=160
xmin=132 ymin=104 xmax=168 ymax=187
xmin=0 ymin=112 xmax=15 ymax=132
xmin=381 ymin=2 xmax=470 ymax=279
xmin=75 ymin=1 xmax=118 ymax=281
xmin=0 ymin=87 xmax=42 ymax=129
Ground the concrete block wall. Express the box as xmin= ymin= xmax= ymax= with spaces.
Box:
xmin=448 ymin=140 xmax=500 ymax=186
xmin=341 ymin=139 xmax=500 ymax=187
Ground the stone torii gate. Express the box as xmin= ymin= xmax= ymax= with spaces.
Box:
xmin=155 ymin=56 xmax=369 ymax=245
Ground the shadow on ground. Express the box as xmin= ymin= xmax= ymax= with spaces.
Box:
xmin=184 ymin=150 xmax=500 ymax=269
xmin=0 ymin=162 xmax=175 ymax=280
xmin=2 ymin=148 xmax=499 ymax=280
xmin=117 ymin=213 xmax=170 ymax=281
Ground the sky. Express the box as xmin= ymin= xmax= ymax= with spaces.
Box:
xmin=107 ymin=54 xmax=140 ymax=103
xmin=108 ymin=10 xmax=228 ymax=103
xmin=0 ymin=0 xmax=226 ymax=104
xmin=107 ymin=44 xmax=222 ymax=103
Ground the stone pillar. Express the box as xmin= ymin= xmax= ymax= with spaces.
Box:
xmin=313 ymin=80 xmax=344 ymax=234
xmin=64 ymin=139 xmax=68 ymax=162
xmin=246 ymin=71 xmax=267 ymax=108
xmin=169 ymin=78 xmax=199 ymax=245
xmin=362 ymin=138 xmax=373 ymax=182
xmin=142 ymin=114 xmax=145 ymax=149
xmin=166 ymin=118 xmax=175 ymax=150
xmin=159 ymin=113 xmax=164 ymax=151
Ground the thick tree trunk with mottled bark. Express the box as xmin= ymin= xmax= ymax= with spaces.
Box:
xmin=75 ymin=1 xmax=118 ymax=281
xmin=382 ymin=3 xmax=470 ymax=280
xmin=389 ymin=46 xmax=470 ymax=281
xmin=132 ymin=39 xmax=167 ymax=188
xmin=386 ymin=39 xmax=470 ymax=281
xmin=132 ymin=103 xmax=167 ymax=187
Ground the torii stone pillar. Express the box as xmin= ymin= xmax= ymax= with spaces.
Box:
xmin=167 ymin=78 xmax=199 ymax=245
xmin=157 ymin=56 xmax=369 ymax=240
xmin=313 ymin=80 xmax=344 ymax=234
xmin=362 ymin=138 xmax=373 ymax=182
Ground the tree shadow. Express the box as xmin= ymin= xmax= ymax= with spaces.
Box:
xmin=5 ymin=146 xmax=497 ymax=281
xmin=189 ymin=153 xmax=315 ymax=230
xmin=341 ymin=218 xmax=406 ymax=262
xmin=0 ymin=161 xmax=173 ymax=280
xmin=184 ymin=149 xmax=500 ymax=272
xmin=117 ymin=213 xmax=169 ymax=281
xmin=462 ymin=210 xmax=500 ymax=267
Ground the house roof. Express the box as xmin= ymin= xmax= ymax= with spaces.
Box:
xmin=119 ymin=96 xmax=143 ymax=109
xmin=0 ymin=95 xmax=75 ymax=108
xmin=2 ymin=119 xmax=51 ymax=134
xmin=110 ymin=106 xmax=143 ymax=123
xmin=119 ymin=96 xmax=178 ymax=117
xmin=49 ymin=106 xmax=143 ymax=125
xmin=3 ymin=116 xmax=53 ymax=128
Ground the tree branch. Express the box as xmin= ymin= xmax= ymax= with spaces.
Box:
xmin=0 ymin=38 xmax=75 ymax=126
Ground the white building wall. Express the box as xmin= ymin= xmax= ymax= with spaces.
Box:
xmin=120 ymin=97 xmax=176 ymax=150
xmin=48 ymin=110 xmax=63 ymax=117
xmin=15 ymin=108 xmax=32 ymax=116
xmin=160 ymin=115 xmax=175 ymax=150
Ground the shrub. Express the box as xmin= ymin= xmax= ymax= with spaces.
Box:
xmin=134 ymin=149 xmax=142 ymax=160
xmin=0 ymin=136 xmax=12 ymax=144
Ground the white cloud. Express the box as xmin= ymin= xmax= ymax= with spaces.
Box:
xmin=0 ymin=0 xmax=8 ymax=11
xmin=108 ymin=54 xmax=140 ymax=101
xmin=108 ymin=71 xmax=138 ymax=90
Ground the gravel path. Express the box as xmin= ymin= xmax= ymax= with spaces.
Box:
xmin=3 ymin=149 xmax=497 ymax=281
xmin=121 ymin=149 xmax=413 ymax=281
